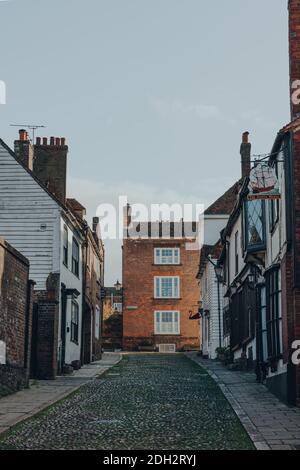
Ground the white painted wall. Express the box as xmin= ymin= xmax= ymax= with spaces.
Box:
xmin=0 ymin=142 xmax=60 ymax=290
xmin=60 ymin=217 xmax=83 ymax=365
xmin=201 ymin=259 xmax=223 ymax=359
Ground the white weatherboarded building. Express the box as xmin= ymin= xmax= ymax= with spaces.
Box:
xmin=0 ymin=135 xmax=84 ymax=378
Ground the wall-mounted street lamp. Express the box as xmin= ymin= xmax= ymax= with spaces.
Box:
xmin=214 ymin=264 xmax=224 ymax=284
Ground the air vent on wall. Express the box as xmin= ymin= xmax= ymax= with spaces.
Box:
xmin=158 ymin=344 xmax=176 ymax=354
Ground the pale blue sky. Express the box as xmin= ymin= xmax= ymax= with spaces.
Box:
xmin=0 ymin=0 xmax=290 ymax=283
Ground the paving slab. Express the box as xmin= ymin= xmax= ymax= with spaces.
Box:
xmin=186 ymin=353 xmax=300 ymax=451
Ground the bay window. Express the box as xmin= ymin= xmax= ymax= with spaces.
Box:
xmin=244 ymin=199 xmax=266 ymax=252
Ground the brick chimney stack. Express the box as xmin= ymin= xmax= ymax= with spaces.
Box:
xmin=240 ymin=131 xmax=251 ymax=179
xmin=289 ymin=0 xmax=300 ymax=119
xmin=33 ymin=136 xmax=68 ymax=205
xmin=14 ymin=129 xmax=34 ymax=171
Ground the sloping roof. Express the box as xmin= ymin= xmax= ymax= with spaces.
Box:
xmin=67 ymin=198 xmax=86 ymax=213
xmin=279 ymin=116 xmax=300 ymax=134
xmin=204 ymin=180 xmax=242 ymax=216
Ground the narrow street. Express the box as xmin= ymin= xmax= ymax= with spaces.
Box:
xmin=0 ymin=354 xmax=253 ymax=450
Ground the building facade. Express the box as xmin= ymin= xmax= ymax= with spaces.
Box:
xmin=0 ymin=239 xmax=34 ymax=392
xmin=123 ymin=209 xmax=200 ymax=352
xmin=0 ymin=131 xmax=102 ymax=379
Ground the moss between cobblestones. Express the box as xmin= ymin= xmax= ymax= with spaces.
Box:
xmin=0 ymin=354 xmax=254 ymax=450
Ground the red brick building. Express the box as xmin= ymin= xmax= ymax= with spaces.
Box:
xmin=0 ymin=239 xmax=34 ymax=392
xmin=122 ymin=207 xmax=200 ymax=352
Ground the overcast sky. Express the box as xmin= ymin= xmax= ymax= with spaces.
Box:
xmin=0 ymin=0 xmax=290 ymax=284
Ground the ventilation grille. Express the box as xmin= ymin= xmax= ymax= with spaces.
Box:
xmin=158 ymin=344 xmax=176 ymax=353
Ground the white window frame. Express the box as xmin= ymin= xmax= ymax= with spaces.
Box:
xmin=154 ymin=311 xmax=180 ymax=335
xmin=154 ymin=276 xmax=180 ymax=299
xmin=154 ymin=247 xmax=180 ymax=265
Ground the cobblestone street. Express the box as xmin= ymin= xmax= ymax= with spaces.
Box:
xmin=0 ymin=354 xmax=253 ymax=450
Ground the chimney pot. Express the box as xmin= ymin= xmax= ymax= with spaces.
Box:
xmin=61 ymin=138 xmax=66 ymax=146
xmin=55 ymin=138 xmax=61 ymax=146
xmin=19 ymin=129 xmax=28 ymax=141
xmin=36 ymin=137 xmax=41 ymax=146
xmin=50 ymin=137 xmax=55 ymax=146
xmin=43 ymin=137 xmax=47 ymax=146
xmin=242 ymin=131 xmax=249 ymax=144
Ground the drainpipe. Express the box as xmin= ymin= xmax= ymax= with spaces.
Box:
xmin=217 ymin=278 xmax=222 ymax=350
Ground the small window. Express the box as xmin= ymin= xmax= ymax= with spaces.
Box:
xmin=154 ymin=277 xmax=180 ymax=299
xmin=72 ymin=237 xmax=80 ymax=277
xmin=154 ymin=248 xmax=180 ymax=265
xmin=71 ymin=301 xmax=79 ymax=344
xmin=63 ymin=226 xmax=68 ymax=267
xmin=155 ymin=311 xmax=180 ymax=335
xmin=95 ymin=306 xmax=100 ymax=340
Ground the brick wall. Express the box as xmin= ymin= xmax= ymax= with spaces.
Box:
xmin=291 ymin=131 xmax=300 ymax=405
xmin=0 ymin=239 xmax=33 ymax=391
xmin=33 ymin=273 xmax=60 ymax=380
xmin=289 ymin=0 xmax=300 ymax=120
xmin=123 ymin=239 xmax=200 ymax=351
xmin=33 ymin=137 xmax=68 ymax=205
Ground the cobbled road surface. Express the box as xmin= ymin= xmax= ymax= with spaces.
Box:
xmin=0 ymin=354 xmax=254 ymax=450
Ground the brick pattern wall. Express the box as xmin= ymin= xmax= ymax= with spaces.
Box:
xmin=0 ymin=239 xmax=32 ymax=390
xmin=123 ymin=239 xmax=200 ymax=351
xmin=291 ymin=131 xmax=300 ymax=405
xmin=33 ymin=273 xmax=60 ymax=380
xmin=289 ymin=0 xmax=300 ymax=120
xmin=33 ymin=138 xmax=68 ymax=205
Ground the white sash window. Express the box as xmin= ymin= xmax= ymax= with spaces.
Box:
xmin=154 ymin=248 xmax=180 ymax=265
xmin=154 ymin=276 xmax=180 ymax=299
xmin=155 ymin=311 xmax=180 ymax=335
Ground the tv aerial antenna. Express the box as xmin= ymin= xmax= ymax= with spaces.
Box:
xmin=9 ymin=124 xmax=46 ymax=143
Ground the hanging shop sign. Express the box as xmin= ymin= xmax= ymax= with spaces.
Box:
xmin=248 ymin=163 xmax=281 ymax=200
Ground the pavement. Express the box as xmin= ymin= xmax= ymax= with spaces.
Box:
xmin=186 ymin=352 xmax=300 ymax=451
xmin=0 ymin=352 xmax=121 ymax=436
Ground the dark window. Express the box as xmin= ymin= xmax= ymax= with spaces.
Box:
xmin=71 ymin=301 xmax=79 ymax=344
xmin=230 ymin=284 xmax=256 ymax=350
xmin=244 ymin=200 xmax=266 ymax=252
xmin=63 ymin=226 xmax=68 ymax=266
xmin=266 ymin=268 xmax=282 ymax=360
xmin=235 ymin=231 xmax=239 ymax=275
xmin=72 ymin=237 xmax=79 ymax=277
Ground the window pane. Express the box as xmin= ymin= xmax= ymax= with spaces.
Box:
xmin=247 ymin=200 xmax=264 ymax=247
